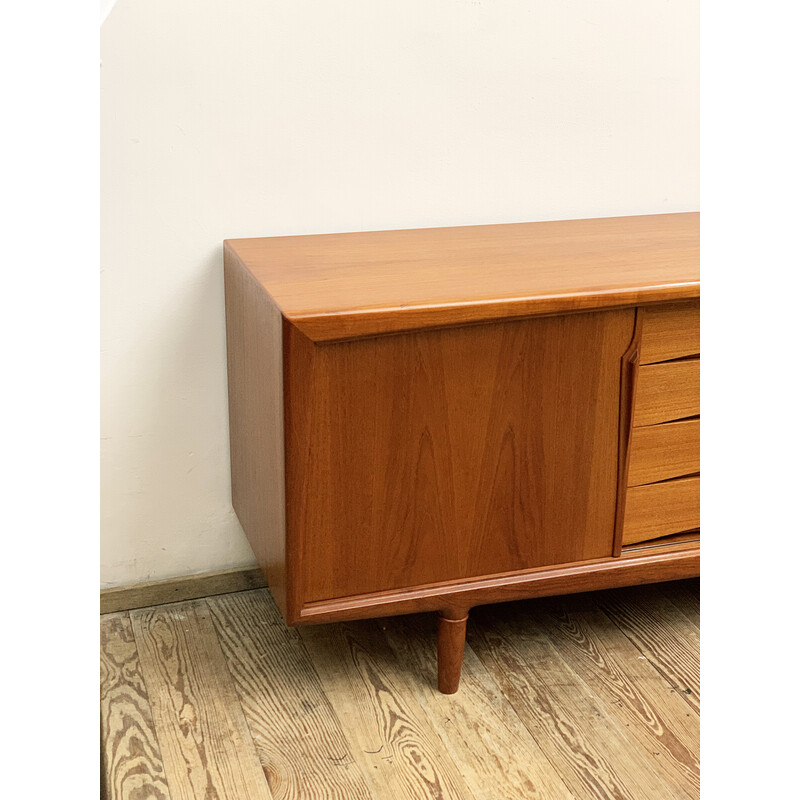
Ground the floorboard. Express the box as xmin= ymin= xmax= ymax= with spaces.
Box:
xmin=100 ymin=612 xmax=171 ymax=800
xmin=470 ymin=601 xmax=695 ymax=800
xmin=206 ymin=590 xmax=373 ymax=800
xmin=662 ymin=579 xmax=701 ymax=629
xmin=382 ymin=613 xmax=575 ymax=800
xmin=131 ymin=601 xmax=274 ymax=800
xmin=597 ymin=585 xmax=700 ymax=714
xmin=102 ymin=581 xmax=700 ymax=800
xmin=529 ymin=595 xmax=700 ymax=794
xmin=299 ymin=619 xmax=476 ymax=800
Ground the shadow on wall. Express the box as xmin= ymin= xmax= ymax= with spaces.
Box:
xmin=101 ymin=245 xmax=255 ymax=587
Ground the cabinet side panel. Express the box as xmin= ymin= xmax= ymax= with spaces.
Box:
xmin=224 ymin=250 xmax=287 ymax=616
xmin=291 ymin=308 xmax=636 ymax=603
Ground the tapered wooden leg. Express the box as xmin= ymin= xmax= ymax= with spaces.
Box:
xmin=437 ymin=610 xmax=469 ymax=694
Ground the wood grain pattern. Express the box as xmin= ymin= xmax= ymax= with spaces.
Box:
xmin=613 ymin=309 xmax=642 ymax=556
xmin=633 ymin=359 xmax=700 ymax=427
xmin=628 ymin=419 xmax=700 ymax=487
xmin=224 ymin=252 xmax=287 ymax=616
xmin=286 ymin=308 xmax=635 ymax=605
xmin=531 ymin=598 xmax=699 ymax=795
xmin=437 ymin=611 xmax=469 ymax=694
xmin=382 ymin=614 xmax=575 ymax=800
xmin=102 ymin=583 xmax=700 ymax=800
xmin=131 ymin=602 xmax=274 ymax=800
xmin=298 ymin=544 xmax=699 ymax=624
xmin=206 ymin=590 xmax=373 ymax=800
xmin=639 ymin=301 xmax=700 ymax=365
xmin=225 ymin=213 xmax=699 ymax=341
xmin=623 ymin=477 xmax=700 ymax=545
xmin=470 ymin=605 xmax=691 ymax=800
xmin=100 ymin=613 xmax=171 ymax=800
xmin=298 ymin=620 xmax=476 ymax=800
xmin=599 ymin=588 xmax=700 ymax=714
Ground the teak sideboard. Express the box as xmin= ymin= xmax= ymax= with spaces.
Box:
xmin=224 ymin=212 xmax=700 ymax=694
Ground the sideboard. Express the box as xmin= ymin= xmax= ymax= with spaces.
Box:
xmin=223 ymin=212 xmax=700 ymax=693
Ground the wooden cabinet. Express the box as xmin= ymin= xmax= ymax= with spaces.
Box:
xmin=224 ymin=212 xmax=700 ymax=694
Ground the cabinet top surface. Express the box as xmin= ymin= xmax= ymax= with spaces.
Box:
xmin=224 ymin=212 xmax=699 ymax=341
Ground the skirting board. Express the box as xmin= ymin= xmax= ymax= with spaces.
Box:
xmin=100 ymin=566 xmax=268 ymax=615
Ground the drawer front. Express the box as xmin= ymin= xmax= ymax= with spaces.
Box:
xmin=622 ymin=476 xmax=700 ymax=545
xmin=633 ymin=358 xmax=699 ymax=427
xmin=628 ymin=418 xmax=700 ymax=486
xmin=639 ymin=301 xmax=700 ymax=365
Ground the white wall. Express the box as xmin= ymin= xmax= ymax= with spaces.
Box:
xmin=100 ymin=0 xmax=699 ymax=588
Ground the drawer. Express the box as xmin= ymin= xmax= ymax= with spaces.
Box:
xmin=639 ymin=301 xmax=700 ymax=364
xmin=622 ymin=475 xmax=700 ymax=545
xmin=633 ymin=358 xmax=699 ymax=427
xmin=628 ymin=418 xmax=700 ymax=486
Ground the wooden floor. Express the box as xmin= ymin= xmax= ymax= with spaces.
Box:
xmin=101 ymin=578 xmax=699 ymax=800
